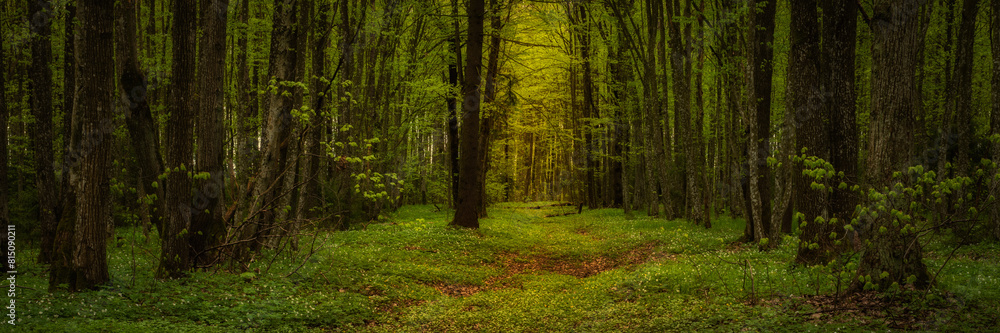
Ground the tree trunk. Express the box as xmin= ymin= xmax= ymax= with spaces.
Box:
xmin=30 ymin=0 xmax=58 ymax=264
xmin=952 ymin=0 xmax=978 ymax=176
xmin=478 ymin=0 xmax=504 ymax=218
xmin=642 ymin=0 xmax=663 ymax=217
xmin=70 ymin=0 xmax=114 ymax=290
xmin=61 ymin=2 xmax=76 ymax=199
xmin=237 ymin=0 xmax=259 ymax=199
xmin=159 ymin=0 xmax=197 ymax=279
xmin=692 ymin=3 xmax=708 ymax=228
xmin=1 ymin=20 xmax=7 ymax=252
xmin=450 ymin=0 xmax=486 ymax=228
xmin=49 ymin=2 xmax=77 ymax=292
xmin=668 ymin=0 xmax=697 ymax=224
xmin=824 ymin=0 xmax=859 ymax=254
xmin=861 ymin=0 xmax=931 ymax=290
xmin=244 ymin=0 xmax=301 ymax=250
xmin=447 ymin=37 xmax=461 ymax=209
xmin=789 ymin=0 xmax=831 ymax=265
xmin=747 ymin=0 xmax=776 ymax=246
xmin=297 ymin=0 xmax=331 ymax=233
xmin=991 ymin=0 xmax=1000 ymax=241
xmin=117 ymin=0 xmax=166 ymax=238
xmin=579 ymin=4 xmax=598 ymax=210
xmin=191 ymin=0 xmax=230 ymax=267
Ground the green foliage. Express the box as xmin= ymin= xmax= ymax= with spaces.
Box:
xmin=17 ymin=205 xmax=998 ymax=332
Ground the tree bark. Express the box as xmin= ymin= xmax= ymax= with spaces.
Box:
xmin=447 ymin=40 xmax=461 ymax=209
xmin=30 ymin=0 xmax=58 ymax=264
xmin=668 ymin=0 xmax=697 ymax=224
xmin=789 ymin=0 xmax=830 ymax=265
xmin=1 ymin=19 xmax=7 ymax=249
xmin=70 ymin=0 xmax=114 ymax=290
xmin=451 ymin=0 xmax=486 ymax=228
xmin=691 ymin=2 xmax=708 ymax=228
xmin=244 ymin=0 xmax=301 ymax=250
xmin=991 ymin=0 xmax=1000 ymax=241
xmin=237 ymin=0 xmax=259 ymax=198
xmin=159 ymin=0 xmax=197 ymax=279
xmin=297 ymin=0 xmax=331 ymax=233
xmin=116 ymin=0 xmax=166 ymax=238
xmin=747 ymin=0 xmax=776 ymax=246
xmin=578 ymin=4 xmax=598 ymax=210
xmin=478 ymin=0 xmax=505 ymax=218
xmin=191 ymin=0 xmax=230 ymax=267
xmin=952 ymin=0 xmax=978 ymax=176
xmin=824 ymin=0 xmax=859 ymax=254
xmin=861 ymin=0 xmax=931 ymax=290
xmin=642 ymin=0 xmax=663 ymax=217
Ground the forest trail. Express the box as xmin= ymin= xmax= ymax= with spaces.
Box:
xmin=352 ymin=205 xmax=997 ymax=332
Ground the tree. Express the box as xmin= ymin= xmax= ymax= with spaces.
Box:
xmin=788 ymin=0 xmax=828 ymax=265
xmin=861 ymin=0 xmax=931 ymax=290
xmin=159 ymin=0 xmax=197 ymax=279
xmin=952 ymin=0 xmax=978 ymax=176
xmin=642 ymin=0 xmax=666 ymax=217
xmin=117 ymin=0 xmax=166 ymax=238
xmin=745 ymin=0 xmax=777 ymax=246
xmin=823 ymin=0 xmax=858 ymax=255
xmin=447 ymin=0 xmax=462 ymax=208
xmin=667 ymin=0 xmax=697 ymax=224
xmin=1 ymin=19 xmax=7 ymax=247
xmin=191 ymin=0 xmax=229 ymax=267
xmin=236 ymin=0 xmax=260 ymax=200
xmin=479 ymin=0 xmax=506 ymax=217
xmin=451 ymin=0 xmax=486 ymax=228
xmin=64 ymin=0 xmax=114 ymax=290
xmin=991 ymin=0 xmax=1000 ymax=240
xmin=29 ymin=0 xmax=58 ymax=264
xmin=244 ymin=0 xmax=301 ymax=249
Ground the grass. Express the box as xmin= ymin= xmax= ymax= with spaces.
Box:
xmin=11 ymin=203 xmax=1000 ymax=332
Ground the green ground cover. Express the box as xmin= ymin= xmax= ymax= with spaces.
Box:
xmin=12 ymin=204 xmax=1000 ymax=332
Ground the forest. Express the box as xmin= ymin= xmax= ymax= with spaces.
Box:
xmin=1 ymin=0 xmax=999 ymax=330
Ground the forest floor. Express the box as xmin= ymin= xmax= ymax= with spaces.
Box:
xmin=13 ymin=204 xmax=1000 ymax=332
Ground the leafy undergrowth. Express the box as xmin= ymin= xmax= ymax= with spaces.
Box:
xmin=12 ymin=204 xmax=1000 ymax=332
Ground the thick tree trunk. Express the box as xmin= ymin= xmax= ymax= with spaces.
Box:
xmin=116 ymin=0 xmax=166 ymax=237
xmin=30 ymin=0 xmax=58 ymax=264
xmin=953 ymin=0 xmax=978 ymax=176
xmin=861 ymin=0 xmax=931 ymax=290
xmin=159 ymin=0 xmax=197 ymax=279
xmin=70 ymin=0 xmax=114 ymax=290
xmin=747 ymin=0 xmax=776 ymax=246
xmin=191 ymin=0 xmax=230 ymax=267
xmin=451 ymin=0 xmax=486 ymax=228
xmin=789 ymin=0 xmax=831 ymax=265
xmin=824 ymin=0 xmax=859 ymax=253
